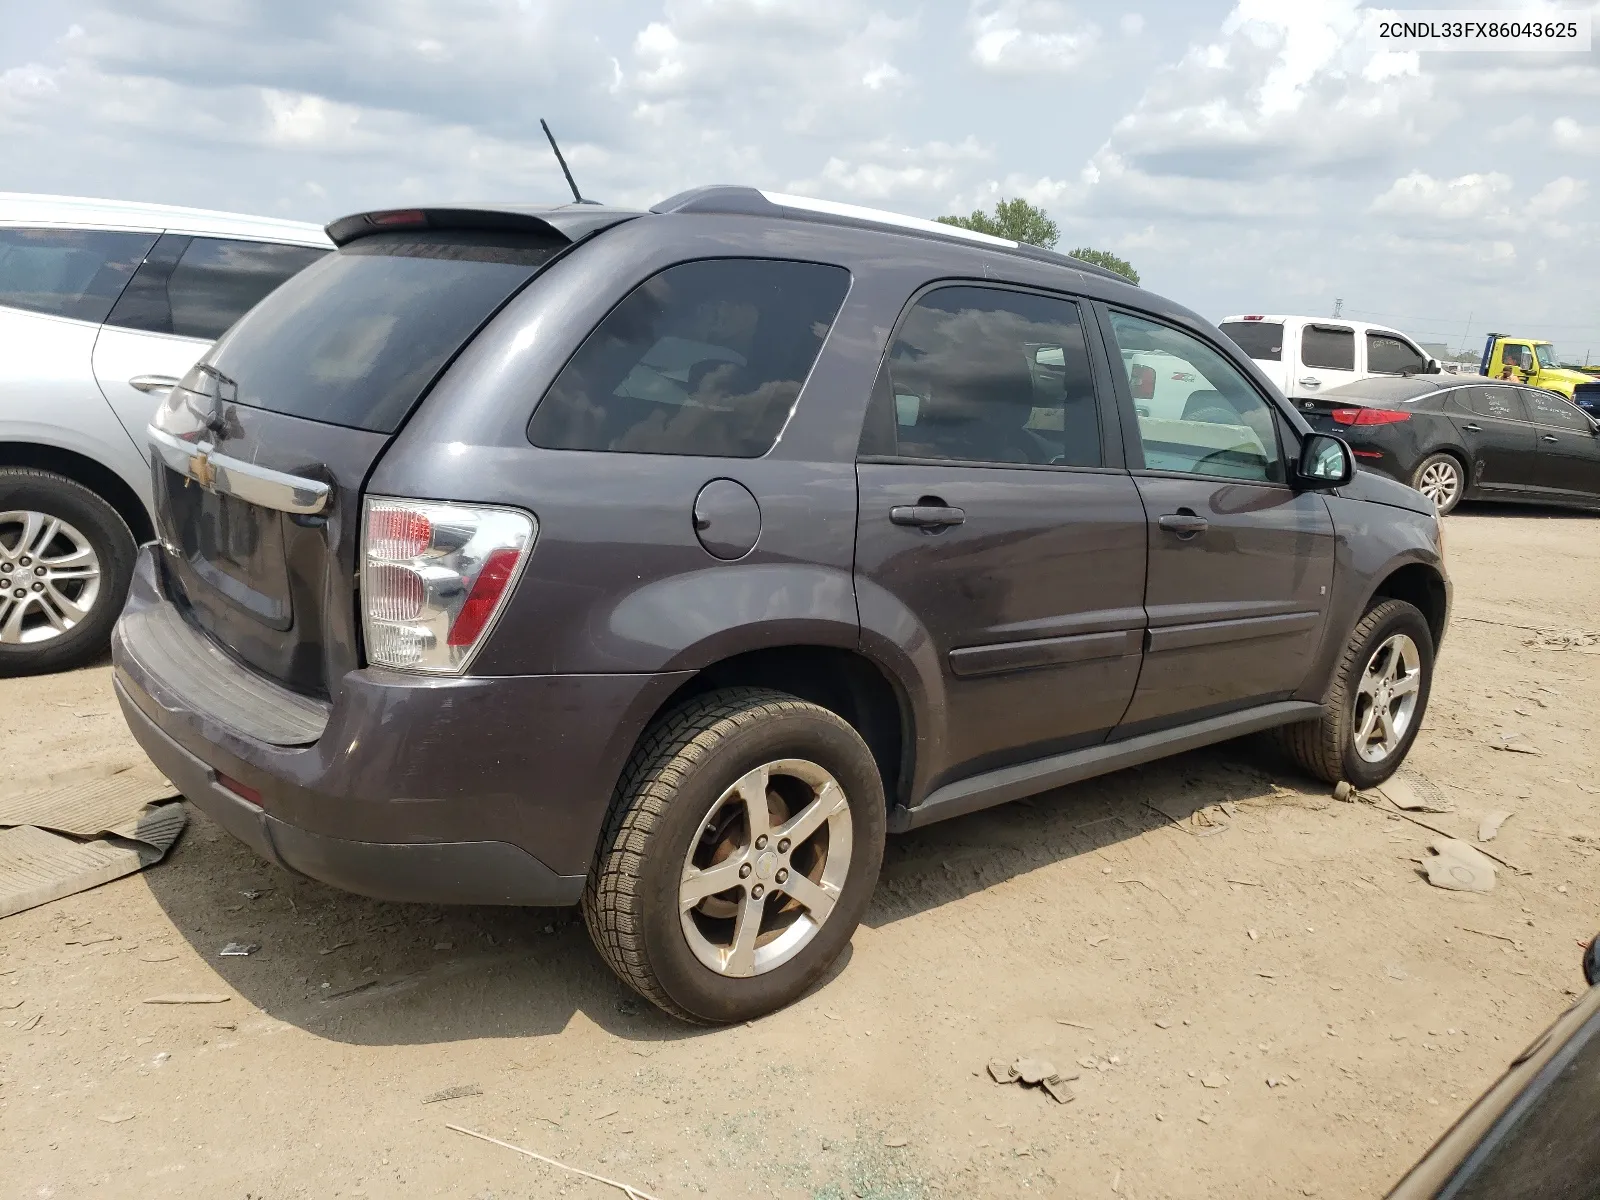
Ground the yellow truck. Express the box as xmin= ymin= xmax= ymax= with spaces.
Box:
xmin=1479 ymin=334 xmax=1593 ymax=398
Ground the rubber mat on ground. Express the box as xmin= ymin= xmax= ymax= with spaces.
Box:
xmin=0 ymin=774 xmax=186 ymax=919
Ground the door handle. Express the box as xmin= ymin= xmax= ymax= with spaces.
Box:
xmin=129 ymin=374 xmax=180 ymax=394
xmin=1299 ymin=377 xmax=1322 ymax=388
xmin=1462 ymin=423 xmax=1482 ymax=432
xmin=1542 ymin=434 xmax=1560 ymax=443
xmin=890 ymin=504 xmax=965 ymax=530
xmin=1157 ymin=511 xmax=1209 ymax=537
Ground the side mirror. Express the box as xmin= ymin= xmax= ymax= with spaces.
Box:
xmin=1425 ymin=358 xmax=1441 ymax=374
xmin=1297 ymin=433 xmax=1354 ymax=489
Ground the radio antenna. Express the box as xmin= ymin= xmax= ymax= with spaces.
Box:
xmin=540 ymin=119 xmax=585 ymax=204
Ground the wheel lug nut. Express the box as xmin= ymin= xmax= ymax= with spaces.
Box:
xmin=777 ymin=838 xmax=790 ymax=853
xmin=32 ymin=583 xmax=43 ymax=592
xmin=775 ymin=868 xmax=788 ymax=883
xmin=738 ymin=863 xmax=752 ymax=879
xmin=755 ymin=835 xmax=768 ymax=850
xmin=34 ymin=567 xmax=45 ymax=576
xmin=12 ymin=589 xmax=24 ymax=598
xmin=751 ymin=884 xmax=764 ymax=899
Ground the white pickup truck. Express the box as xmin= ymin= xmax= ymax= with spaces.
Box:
xmin=1218 ymin=314 xmax=1440 ymax=402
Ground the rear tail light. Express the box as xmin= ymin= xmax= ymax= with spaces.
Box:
xmin=1331 ymin=407 xmax=1411 ymax=426
xmin=361 ymin=498 xmax=536 ymax=674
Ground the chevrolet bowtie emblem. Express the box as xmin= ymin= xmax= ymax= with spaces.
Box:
xmin=188 ymin=449 xmax=217 ymax=490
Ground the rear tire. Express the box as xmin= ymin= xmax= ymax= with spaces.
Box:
xmin=1411 ymin=453 xmax=1464 ymax=515
xmin=583 ymin=687 xmax=885 ymax=1024
xmin=0 ymin=469 xmax=135 ymax=678
xmin=1275 ymin=599 xmax=1434 ymax=790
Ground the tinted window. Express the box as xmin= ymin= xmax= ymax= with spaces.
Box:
xmin=860 ymin=286 xmax=1101 ymax=467
xmin=108 ymin=235 xmax=326 ymax=341
xmin=1108 ymin=311 xmax=1284 ymax=483
xmin=1219 ymin=320 xmax=1284 ymax=362
xmin=202 ymin=232 xmax=560 ymax=433
xmin=1367 ymin=332 xmax=1426 ymax=375
xmin=1524 ymin=389 xmax=1593 ymax=432
xmin=528 ymin=259 xmax=850 ymax=458
xmin=1462 ymin=386 xmax=1529 ymax=422
xmin=1301 ymin=325 xmax=1355 ymax=371
xmin=0 ymin=227 xmax=156 ymax=323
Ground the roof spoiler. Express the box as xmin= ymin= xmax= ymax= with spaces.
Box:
xmin=325 ymin=204 xmax=638 ymax=248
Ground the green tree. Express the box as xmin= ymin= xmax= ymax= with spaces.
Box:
xmin=937 ymin=197 xmax=1060 ymax=249
xmin=1067 ymin=246 xmax=1140 ymax=285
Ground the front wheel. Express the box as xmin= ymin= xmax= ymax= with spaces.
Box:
xmin=1411 ymin=453 xmax=1464 ymax=515
xmin=0 ymin=469 xmax=135 ymax=677
xmin=583 ymin=688 xmax=886 ymax=1024
xmin=1275 ymin=599 xmax=1435 ymax=789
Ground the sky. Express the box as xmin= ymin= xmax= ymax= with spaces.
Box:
xmin=3 ymin=0 xmax=1597 ymax=361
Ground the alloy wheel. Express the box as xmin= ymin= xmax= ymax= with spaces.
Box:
xmin=1416 ymin=460 xmax=1460 ymax=511
xmin=0 ymin=510 xmax=102 ymax=645
xmin=1352 ymin=632 xmax=1423 ymax=763
xmin=679 ymin=758 xmax=853 ymax=978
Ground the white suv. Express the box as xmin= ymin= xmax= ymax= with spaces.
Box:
xmin=0 ymin=193 xmax=329 ymax=675
xmin=1218 ymin=314 xmax=1441 ymax=402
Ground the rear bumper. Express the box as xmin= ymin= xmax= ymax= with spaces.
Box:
xmin=112 ymin=546 xmax=690 ymax=904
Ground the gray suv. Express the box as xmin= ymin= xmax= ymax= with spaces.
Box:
xmin=112 ymin=188 xmax=1449 ymax=1023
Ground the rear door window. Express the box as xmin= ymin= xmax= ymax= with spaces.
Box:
xmin=1367 ymin=332 xmax=1427 ymax=375
xmin=1301 ymin=325 xmax=1355 ymax=371
xmin=1463 ymin=386 xmax=1530 ymax=422
xmin=1523 ymin=389 xmax=1593 ymax=432
xmin=201 ymin=231 xmax=562 ymax=432
xmin=0 ymin=227 xmax=156 ymax=323
xmin=858 ymin=285 xmax=1102 ymax=467
xmin=528 ymin=258 xmax=851 ymax=458
xmin=1218 ymin=321 xmax=1284 ymax=362
xmin=108 ymin=236 xmax=327 ymax=341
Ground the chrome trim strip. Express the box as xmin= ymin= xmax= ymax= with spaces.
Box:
xmin=147 ymin=425 xmax=331 ymax=515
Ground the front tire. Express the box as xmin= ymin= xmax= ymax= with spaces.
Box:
xmin=583 ymin=688 xmax=886 ymax=1024
xmin=0 ymin=469 xmax=135 ymax=677
xmin=1411 ymin=453 xmax=1464 ymax=515
xmin=1275 ymin=599 xmax=1435 ymax=789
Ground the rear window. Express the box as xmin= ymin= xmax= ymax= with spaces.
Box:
xmin=1219 ymin=320 xmax=1284 ymax=362
xmin=0 ymin=227 xmax=157 ymax=323
xmin=201 ymin=232 xmax=560 ymax=433
xmin=528 ymin=258 xmax=851 ymax=457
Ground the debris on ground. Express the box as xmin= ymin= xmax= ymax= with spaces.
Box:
xmin=1333 ymin=781 xmax=1354 ymax=802
xmin=0 ymin=772 xmax=185 ymax=919
xmin=1201 ymin=1073 xmax=1227 ymax=1088
xmin=1422 ymin=838 xmax=1497 ymax=893
xmin=447 ymin=1123 xmax=667 ymax=1200
xmin=987 ymin=1056 xmax=1079 ymax=1103
xmin=1492 ymin=732 xmax=1541 ymax=755
xmin=1478 ymin=810 xmax=1514 ymax=843
xmin=422 ymin=1083 xmax=484 ymax=1104
xmin=143 ymin=993 xmax=231 ymax=1005
xmin=219 ymin=942 xmax=259 ymax=957
xmin=1523 ymin=629 xmax=1600 ymax=653
xmin=1378 ymin=772 xmax=1454 ymax=813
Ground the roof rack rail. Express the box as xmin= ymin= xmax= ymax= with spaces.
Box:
xmin=650 ymin=185 xmax=1137 ymax=286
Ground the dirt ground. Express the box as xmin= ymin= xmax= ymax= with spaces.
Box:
xmin=3 ymin=504 xmax=1598 ymax=1200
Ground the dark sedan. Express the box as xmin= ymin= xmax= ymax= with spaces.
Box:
xmin=1295 ymin=375 xmax=1600 ymax=514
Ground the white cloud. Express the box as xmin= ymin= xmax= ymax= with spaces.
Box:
xmin=1369 ymin=171 xmax=1514 ymax=220
xmin=1120 ymin=13 xmax=1146 ymax=36
xmin=1552 ymin=116 xmax=1600 ymax=153
xmin=1526 ymin=176 xmax=1589 ymax=219
xmin=967 ymin=1 xmax=1100 ymax=74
